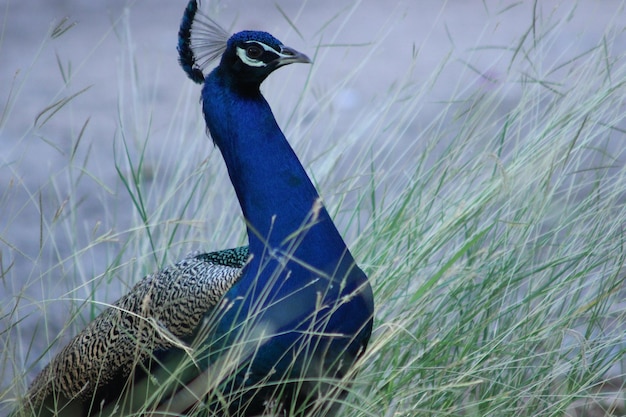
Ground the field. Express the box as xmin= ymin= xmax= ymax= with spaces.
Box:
xmin=2 ymin=1 xmax=625 ymax=415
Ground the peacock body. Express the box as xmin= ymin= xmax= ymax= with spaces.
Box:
xmin=15 ymin=1 xmax=374 ymax=416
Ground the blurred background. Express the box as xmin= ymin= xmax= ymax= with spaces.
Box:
xmin=1 ymin=0 xmax=625 ymax=402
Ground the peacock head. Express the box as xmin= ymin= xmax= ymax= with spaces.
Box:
xmin=220 ymin=30 xmax=311 ymax=86
xmin=178 ymin=0 xmax=311 ymax=87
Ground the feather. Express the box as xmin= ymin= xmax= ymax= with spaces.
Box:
xmin=16 ymin=247 xmax=248 ymax=417
xmin=177 ymin=0 xmax=230 ymax=84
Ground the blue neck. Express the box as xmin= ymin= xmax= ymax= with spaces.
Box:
xmin=199 ymin=65 xmax=373 ymax=399
xmin=202 ymin=68 xmax=352 ymax=277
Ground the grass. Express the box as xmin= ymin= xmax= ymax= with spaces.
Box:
xmin=2 ymin=1 xmax=626 ymax=416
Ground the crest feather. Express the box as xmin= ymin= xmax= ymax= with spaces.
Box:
xmin=178 ymin=0 xmax=230 ymax=84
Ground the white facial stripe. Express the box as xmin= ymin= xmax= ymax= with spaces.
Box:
xmin=276 ymin=50 xmax=294 ymax=59
xmin=237 ymin=41 xmax=294 ymax=68
xmin=236 ymin=47 xmax=267 ymax=67
xmin=244 ymin=41 xmax=277 ymax=53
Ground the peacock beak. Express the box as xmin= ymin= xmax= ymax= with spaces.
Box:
xmin=276 ymin=46 xmax=312 ymax=66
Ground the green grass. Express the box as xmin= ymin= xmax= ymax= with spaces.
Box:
xmin=2 ymin=1 xmax=626 ymax=416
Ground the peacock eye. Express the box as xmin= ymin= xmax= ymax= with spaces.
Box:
xmin=246 ymin=45 xmax=263 ymax=59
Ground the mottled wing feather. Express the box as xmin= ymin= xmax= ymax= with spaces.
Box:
xmin=24 ymin=247 xmax=248 ymax=411
xmin=193 ymin=246 xmax=249 ymax=267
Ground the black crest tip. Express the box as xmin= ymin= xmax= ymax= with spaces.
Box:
xmin=177 ymin=0 xmax=229 ymax=84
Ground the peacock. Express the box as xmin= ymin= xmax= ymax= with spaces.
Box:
xmin=14 ymin=1 xmax=374 ymax=416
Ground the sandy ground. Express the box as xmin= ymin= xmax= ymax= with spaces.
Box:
xmin=1 ymin=0 xmax=625 ymax=401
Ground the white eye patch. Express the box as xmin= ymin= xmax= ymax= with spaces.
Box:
xmin=236 ymin=46 xmax=267 ymax=67
xmin=236 ymin=41 xmax=293 ymax=68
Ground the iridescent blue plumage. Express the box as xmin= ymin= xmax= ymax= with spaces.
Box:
xmin=199 ymin=65 xmax=373 ymax=414
xmin=227 ymin=30 xmax=282 ymax=50
xmin=177 ymin=1 xmax=375 ymax=415
xmin=14 ymin=2 xmax=373 ymax=416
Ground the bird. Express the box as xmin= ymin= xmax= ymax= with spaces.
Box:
xmin=14 ymin=1 xmax=374 ymax=416
xmin=173 ymin=1 xmax=374 ymax=415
